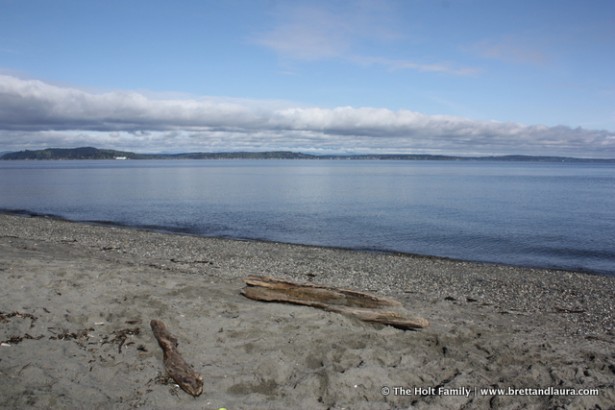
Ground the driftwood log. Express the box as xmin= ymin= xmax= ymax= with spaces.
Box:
xmin=150 ymin=320 xmax=203 ymax=397
xmin=241 ymin=275 xmax=429 ymax=330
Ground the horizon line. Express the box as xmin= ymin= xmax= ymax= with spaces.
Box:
xmin=2 ymin=146 xmax=615 ymax=162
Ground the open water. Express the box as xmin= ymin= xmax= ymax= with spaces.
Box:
xmin=1 ymin=159 xmax=613 ymax=275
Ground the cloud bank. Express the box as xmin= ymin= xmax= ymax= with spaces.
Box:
xmin=1 ymin=74 xmax=613 ymax=157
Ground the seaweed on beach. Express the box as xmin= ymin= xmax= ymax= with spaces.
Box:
xmin=0 ymin=311 xmax=37 ymax=324
xmin=48 ymin=327 xmax=94 ymax=348
xmin=108 ymin=327 xmax=141 ymax=353
xmin=1 ymin=333 xmax=45 ymax=345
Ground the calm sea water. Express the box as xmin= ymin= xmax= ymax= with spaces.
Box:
xmin=1 ymin=159 xmax=614 ymax=275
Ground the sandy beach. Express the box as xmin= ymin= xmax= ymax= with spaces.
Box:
xmin=0 ymin=213 xmax=613 ymax=409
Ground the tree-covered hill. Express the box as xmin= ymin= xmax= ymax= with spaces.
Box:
xmin=0 ymin=147 xmax=139 ymax=160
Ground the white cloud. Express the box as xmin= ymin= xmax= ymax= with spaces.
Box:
xmin=0 ymin=75 xmax=263 ymax=131
xmin=255 ymin=6 xmax=352 ymax=60
xmin=468 ymin=36 xmax=550 ymax=66
xmin=253 ymin=2 xmax=479 ymax=76
xmin=349 ymin=55 xmax=481 ymax=76
xmin=1 ymin=74 xmax=614 ymax=158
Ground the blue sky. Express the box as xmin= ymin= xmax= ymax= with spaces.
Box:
xmin=1 ymin=0 xmax=614 ymax=157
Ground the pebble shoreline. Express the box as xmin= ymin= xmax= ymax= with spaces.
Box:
xmin=3 ymin=213 xmax=613 ymax=336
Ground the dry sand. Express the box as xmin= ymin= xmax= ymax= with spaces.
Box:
xmin=0 ymin=213 xmax=614 ymax=409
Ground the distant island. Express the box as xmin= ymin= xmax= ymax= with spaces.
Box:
xmin=1 ymin=146 xmax=614 ymax=163
xmin=0 ymin=147 xmax=314 ymax=160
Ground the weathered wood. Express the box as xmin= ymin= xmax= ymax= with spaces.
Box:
xmin=150 ymin=320 xmax=203 ymax=397
xmin=243 ymin=275 xmax=402 ymax=308
xmin=241 ymin=276 xmax=429 ymax=330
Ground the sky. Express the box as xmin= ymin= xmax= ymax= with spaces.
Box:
xmin=0 ymin=0 xmax=614 ymax=157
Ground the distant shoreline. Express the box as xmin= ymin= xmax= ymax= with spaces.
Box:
xmin=2 ymin=146 xmax=615 ymax=162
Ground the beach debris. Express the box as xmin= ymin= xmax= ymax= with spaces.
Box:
xmin=0 ymin=333 xmax=45 ymax=345
xmin=170 ymin=258 xmax=214 ymax=265
xmin=48 ymin=327 xmax=94 ymax=342
xmin=554 ymin=306 xmax=585 ymax=314
xmin=101 ymin=327 xmax=141 ymax=353
xmin=241 ymin=275 xmax=429 ymax=330
xmin=0 ymin=310 xmax=37 ymax=326
xmin=150 ymin=319 xmax=203 ymax=397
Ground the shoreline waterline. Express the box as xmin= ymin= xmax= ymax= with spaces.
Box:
xmin=1 ymin=208 xmax=610 ymax=277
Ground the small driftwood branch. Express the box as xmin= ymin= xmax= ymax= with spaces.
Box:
xmin=150 ymin=320 xmax=203 ymax=397
xmin=241 ymin=275 xmax=429 ymax=330
xmin=554 ymin=307 xmax=585 ymax=314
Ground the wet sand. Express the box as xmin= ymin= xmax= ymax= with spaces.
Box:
xmin=1 ymin=213 xmax=613 ymax=409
